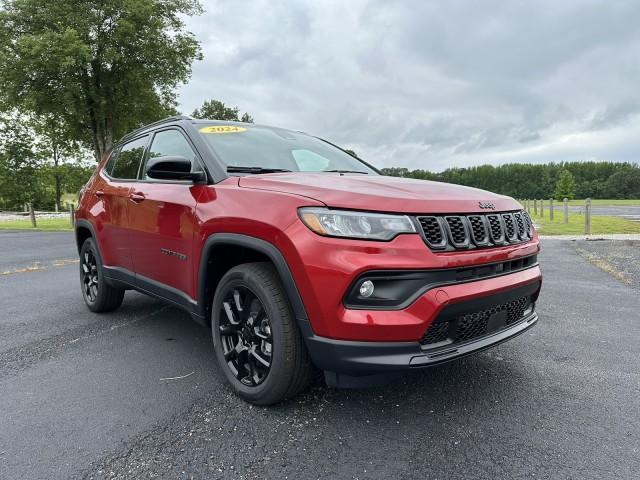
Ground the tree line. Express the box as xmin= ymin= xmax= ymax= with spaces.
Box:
xmin=380 ymin=161 xmax=640 ymax=200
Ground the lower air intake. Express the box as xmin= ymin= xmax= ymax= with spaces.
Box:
xmin=420 ymin=295 xmax=532 ymax=347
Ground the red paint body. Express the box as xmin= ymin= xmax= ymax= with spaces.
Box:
xmin=78 ymin=158 xmax=541 ymax=343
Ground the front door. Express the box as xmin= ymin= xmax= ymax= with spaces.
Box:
xmin=128 ymin=128 xmax=204 ymax=300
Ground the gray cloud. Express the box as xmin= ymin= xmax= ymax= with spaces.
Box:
xmin=178 ymin=0 xmax=640 ymax=171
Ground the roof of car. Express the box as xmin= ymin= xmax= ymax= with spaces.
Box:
xmin=118 ymin=116 xmax=298 ymax=145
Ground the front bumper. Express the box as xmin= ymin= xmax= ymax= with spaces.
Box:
xmin=283 ymin=221 xmax=540 ymax=341
xmin=302 ymin=280 xmax=540 ymax=386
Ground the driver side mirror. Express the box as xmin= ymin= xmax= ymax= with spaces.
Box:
xmin=145 ymin=156 xmax=206 ymax=183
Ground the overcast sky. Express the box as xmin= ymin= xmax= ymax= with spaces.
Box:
xmin=177 ymin=0 xmax=640 ymax=171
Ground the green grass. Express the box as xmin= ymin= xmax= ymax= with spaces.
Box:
xmin=534 ymin=212 xmax=640 ymax=235
xmin=0 ymin=218 xmax=73 ymax=231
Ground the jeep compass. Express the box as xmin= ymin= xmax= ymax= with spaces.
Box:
xmin=75 ymin=116 xmax=542 ymax=405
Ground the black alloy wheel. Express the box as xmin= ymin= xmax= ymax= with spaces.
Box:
xmin=78 ymin=237 xmax=125 ymax=313
xmin=218 ymin=285 xmax=273 ymax=386
xmin=81 ymin=248 xmax=99 ymax=303
xmin=211 ymin=262 xmax=312 ymax=405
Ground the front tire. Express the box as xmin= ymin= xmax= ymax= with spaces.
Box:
xmin=79 ymin=238 xmax=125 ymax=313
xmin=211 ymin=262 xmax=312 ymax=405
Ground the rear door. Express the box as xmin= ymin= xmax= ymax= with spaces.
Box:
xmin=128 ymin=128 xmax=205 ymax=300
xmin=96 ymin=135 xmax=148 ymax=272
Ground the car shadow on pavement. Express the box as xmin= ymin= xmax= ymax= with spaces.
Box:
xmin=135 ymin=297 xmax=532 ymax=414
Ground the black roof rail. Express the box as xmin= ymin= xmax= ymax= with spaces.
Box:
xmin=119 ymin=115 xmax=193 ymax=143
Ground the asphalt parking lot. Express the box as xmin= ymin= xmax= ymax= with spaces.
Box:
xmin=0 ymin=231 xmax=639 ymax=479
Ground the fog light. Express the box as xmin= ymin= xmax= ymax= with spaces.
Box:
xmin=359 ymin=280 xmax=375 ymax=297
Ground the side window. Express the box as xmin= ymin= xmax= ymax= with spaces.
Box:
xmin=104 ymin=149 xmax=120 ymax=176
xmin=111 ymin=136 xmax=148 ymax=179
xmin=144 ymin=129 xmax=201 ymax=179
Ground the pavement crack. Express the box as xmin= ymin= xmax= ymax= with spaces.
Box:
xmin=0 ymin=258 xmax=79 ymax=276
xmin=0 ymin=305 xmax=169 ymax=379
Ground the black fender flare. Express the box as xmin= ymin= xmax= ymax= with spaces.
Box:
xmin=74 ymin=219 xmax=98 ymax=253
xmin=197 ymin=233 xmax=310 ymax=327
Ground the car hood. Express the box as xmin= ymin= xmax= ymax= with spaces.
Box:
xmin=238 ymin=173 xmax=520 ymax=213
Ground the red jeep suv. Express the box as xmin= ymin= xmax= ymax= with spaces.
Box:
xmin=76 ymin=116 xmax=542 ymax=405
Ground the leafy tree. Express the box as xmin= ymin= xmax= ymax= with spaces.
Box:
xmin=554 ymin=169 xmax=576 ymax=200
xmin=0 ymin=111 xmax=93 ymax=210
xmin=606 ymin=167 xmax=640 ymax=199
xmin=192 ymin=99 xmax=254 ymax=123
xmin=381 ymin=167 xmax=410 ymax=177
xmin=343 ymin=149 xmax=358 ymax=157
xmin=35 ymin=115 xmax=86 ymax=210
xmin=240 ymin=112 xmax=255 ymax=123
xmin=38 ymin=159 xmax=94 ymax=209
xmin=0 ymin=0 xmax=203 ymax=161
xmin=0 ymin=112 xmax=44 ymax=209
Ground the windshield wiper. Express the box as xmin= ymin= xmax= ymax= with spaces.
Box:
xmin=323 ymin=169 xmax=369 ymax=174
xmin=227 ymin=166 xmax=292 ymax=174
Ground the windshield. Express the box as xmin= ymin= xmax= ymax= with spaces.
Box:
xmin=196 ymin=123 xmax=378 ymax=174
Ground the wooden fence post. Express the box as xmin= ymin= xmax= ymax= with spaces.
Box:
xmin=534 ymin=199 xmax=538 ymax=216
xmin=549 ymin=198 xmax=554 ymax=221
xmin=584 ymin=198 xmax=591 ymax=235
xmin=29 ymin=202 xmax=37 ymax=228
xmin=563 ymin=198 xmax=569 ymax=224
xmin=69 ymin=204 xmax=75 ymax=227
xmin=540 ymin=199 xmax=545 ymax=218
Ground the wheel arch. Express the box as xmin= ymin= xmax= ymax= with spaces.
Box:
xmin=75 ymin=219 xmax=97 ymax=254
xmin=198 ymin=234 xmax=309 ymax=327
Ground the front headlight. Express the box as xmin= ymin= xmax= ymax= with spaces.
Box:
xmin=298 ymin=207 xmax=416 ymax=241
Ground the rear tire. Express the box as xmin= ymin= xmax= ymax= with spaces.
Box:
xmin=211 ymin=262 xmax=312 ymax=405
xmin=79 ymin=238 xmax=124 ymax=313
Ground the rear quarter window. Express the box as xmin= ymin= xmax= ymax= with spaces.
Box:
xmin=104 ymin=149 xmax=119 ymax=176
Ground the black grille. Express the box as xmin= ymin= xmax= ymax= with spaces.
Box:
xmin=468 ymin=216 xmax=488 ymax=244
xmin=502 ymin=213 xmax=517 ymax=240
xmin=420 ymin=321 xmax=450 ymax=345
xmin=513 ymin=212 xmax=527 ymax=239
xmin=523 ymin=211 xmax=533 ymax=234
xmin=418 ymin=216 xmax=445 ymax=247
xmin=487 ymin=215 xmax=504 ymax=242
xmin=445 ymin=216 xmax=468 ymax=246
xmin=420 ymin=295 xmax=532 ymax=346
xmin=418 ymin=210 xmax=530 ymax=251
xmin=457 ymin=312 xmax=489 ymax=342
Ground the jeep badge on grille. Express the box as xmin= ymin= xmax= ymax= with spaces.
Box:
xmin=479 ymin=202 xmax=495 ymax=210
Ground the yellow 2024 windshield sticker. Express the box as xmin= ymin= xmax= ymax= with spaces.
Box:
xmin=199 ymin=125 xmax=247 ymax=134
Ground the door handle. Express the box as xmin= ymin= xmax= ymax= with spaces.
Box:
xmin=129 ymin=192 xmax=146 ymax=203
xmin=94 ymin=190 xmax=105 ymax=197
